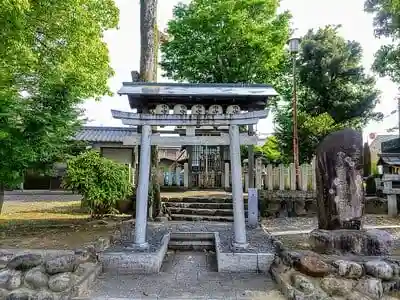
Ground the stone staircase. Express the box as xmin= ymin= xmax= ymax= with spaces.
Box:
xmin=162 ymin=196 xmax=248 ymax=222
xmin=168 ymin=232 xmax=215 ymax=251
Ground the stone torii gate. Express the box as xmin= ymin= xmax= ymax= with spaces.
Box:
xmin=114 ymin=83 xmax=277 ymax=249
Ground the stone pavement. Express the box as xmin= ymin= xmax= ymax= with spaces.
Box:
xmin=90 ymin=251 xmax=284 ymax=300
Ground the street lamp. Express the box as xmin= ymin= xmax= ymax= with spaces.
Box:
xmin=288 ymin=37 xmax=301 ymax=189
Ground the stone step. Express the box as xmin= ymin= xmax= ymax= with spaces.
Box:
xmin=170 ymin=232 xmax=215 ymax=241
xmin=164 ymin=202 xmax=235 ymax=209
xmin=164 ymin=196 xmax=240 ymax=204
xmin=168 ymin=240 xmax=215 ymax=251
xmin=170 ymin=214 xmax=234 ymax=222
xmin=168 ymin=207 xmax=235 ymax=216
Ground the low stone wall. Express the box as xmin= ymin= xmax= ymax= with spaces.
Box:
xmin=0 ymin=249 xmax=101 ymax=300
xmin=259 ymin=190 xmax=389 ymax=217
xmin=259 ymin=190 xmax=317 ymax=218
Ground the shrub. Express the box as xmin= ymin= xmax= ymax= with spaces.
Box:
xmin=63 ymin=150 xmax=133 ymax=217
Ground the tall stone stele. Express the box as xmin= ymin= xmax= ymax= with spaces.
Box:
xmin=315 ymin=128 xmax=364 ymax=230
xmin=311 ymin=128 xmax=393 ymax=256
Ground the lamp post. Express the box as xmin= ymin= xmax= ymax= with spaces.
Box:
xmin=288 ymin=37 xmax=301 ymax=189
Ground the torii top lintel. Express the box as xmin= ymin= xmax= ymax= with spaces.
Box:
xmin=118 ymin=82 xmax=278 ymax=111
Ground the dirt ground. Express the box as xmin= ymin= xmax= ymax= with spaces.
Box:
xmin=0 ymin=200 xmax=125 ymax=249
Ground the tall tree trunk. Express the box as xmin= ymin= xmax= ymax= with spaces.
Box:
xmin=0 ymin=183 xmax=4 ymax=214
xmin=140 ymin=0 xmax=161 ymax=219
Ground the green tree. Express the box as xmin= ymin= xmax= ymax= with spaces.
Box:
xmin=365 ymin=0 xmax=400 ymax=83
xmin=0 ymin=0 xmax=119 ymax=212
xmin=161 ymin=0 xmax=291 ymax=84
xmin=275 ymin=110 xmax=343 ymax=163
xmin=274 ymin=26 xmax=381 ymax=163
xmin=257 ymin=136 xmax=283 ymax=164
xmin=63 ymin=151 xmax=132 ymax=217
xmin=296 ymin=25 xmax=381 ymax=124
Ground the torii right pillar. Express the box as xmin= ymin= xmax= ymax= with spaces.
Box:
xmin=229 ymin=124 xmax=248 ymax=248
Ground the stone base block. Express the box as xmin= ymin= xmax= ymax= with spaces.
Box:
xmin=99 ymin=233 xmax=170 ymax=274
xmin=215 ymin=233 xmax=274 ymax=273
xmin=310 ymin=229 xmax=393 ymax=256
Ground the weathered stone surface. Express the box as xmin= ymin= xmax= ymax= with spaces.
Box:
xmin=365 ymin=229 xmax=394 ymax=256
xmin=320 ymin=276 xmax=354 ymax=297
xmin=354 ymin=278 xmax=383 ymax=300
xmin=48 ymin=272 xmax=73 ymax=292
xmin=74 ymin=262 xmax=97 ymax=276
xmin=334 ymin=260 xmax=363 ymax=279
xmin=387 ymin=259 xmax=400 ymax=277
xmin=310 ymin=228 xmax=393 ymax=256
xmin=24 ymin=269 xmax=48 ymax=289
xmin=5 ymin=288 xmax=35 ymax=300
xmin=345 ymin=291 xmax=373 ymax=300
xmin=0 ymin=288 xmax=8 ymax=299
xmin=290 ymin=273 xmax=315 ymax=294
xmin=6 ymin=271 xmax=22 ymax=290
xmin=297 ymin=254 xmax=330 ymax=277
xmin=0 ymin=269 xmax=11 ymax=288
xmin=45 ymin=255 xmax=77 ymax=275
xmin=365 ymin=260 xmax=393 ymax=280
xmin=33 ymin=289 xmax=55 ymax=300
xmin=73 ymin=249 xmax=90 ymax=264
xmin=382 ymin=280 xmax=400 ymax=294
xmin=315 ymin=128 xmax=364 ymax=230
xmin=7 ymin=254 xmax=43 ymax=271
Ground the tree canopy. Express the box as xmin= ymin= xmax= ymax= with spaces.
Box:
xmin=161 ymin=0 xmax=291 ymax=84
xmin=365 ymin=0 xmax=400 ymax=83
xmin=0 ymin=0 xmax=119 ymax=209
xmin=274 ymin=26 xmax=381 ymax=163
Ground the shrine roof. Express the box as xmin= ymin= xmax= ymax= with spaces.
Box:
xmin=378 ymin=153 xmax=400 ymax=166
xmin=118 ymin=82 xmax=278 ymax=110
xmin=75 ymin=126 xmax=137 ymax=143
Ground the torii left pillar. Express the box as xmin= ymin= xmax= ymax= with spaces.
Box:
xmin=134 ymin=124 xmax=152 ymax=248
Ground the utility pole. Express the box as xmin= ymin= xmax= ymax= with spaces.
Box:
xmin=288 ymin=37 xmax=301 ymax=189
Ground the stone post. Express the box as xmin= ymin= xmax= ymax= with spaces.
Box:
xmin=290 ymin=163 xmax=296 ymax=190
xmin=224 ymin=162 xmax=230 ymax=190
xmin=311 ymin=157 xmax=317 ymax=191
xmin=267 ymin=164 xmax=273 ymax=190
xmin=279 ymin=164 xmax=285 ymax=190
xmin=168 ymin=168 xmax=173 ymax=186
xmin=229 ymin=124 xmax=248 ymax=248
xmin=301 ymin=164 xmax=309 ymax=191
xmin=184 ymin=163 xmax=189 ymax=188
xmin=388 ymin=194 xmax=398 ymax=217
xmin=176 ymin=165 xmax=181 ymax=186
xmin=255 ymin=157 xmax=262 ymax=189
xmin=134 ymin=124 xmax=152 ymax=248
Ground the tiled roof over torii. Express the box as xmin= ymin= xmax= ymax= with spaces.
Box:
xmin=118 ymin=82 xmax=278 ymax=110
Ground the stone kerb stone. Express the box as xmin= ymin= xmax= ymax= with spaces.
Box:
xmin=0 ymin=249 xmax=101 ymax=300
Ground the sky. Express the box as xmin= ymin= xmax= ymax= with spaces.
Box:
xmin=83 ymin=0 xmax=400 ymax=142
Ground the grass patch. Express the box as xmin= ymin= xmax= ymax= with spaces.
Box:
xmin=0 ymin=200 xmax=129 ymax=249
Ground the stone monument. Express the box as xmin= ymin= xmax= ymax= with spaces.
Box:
xmin=315 ymin=128 xmax=364 ymax=230
xmin=310 ymin=128 xmax=393 ymax=256
xmin=270 ymin=129 xmax=398 ymax=300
